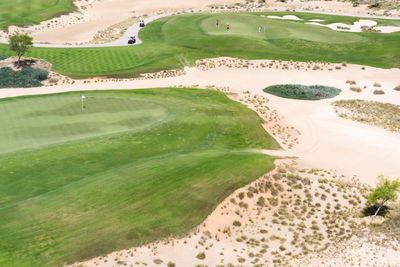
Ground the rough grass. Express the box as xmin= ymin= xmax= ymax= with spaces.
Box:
xmin=263 ymin=84 xmax=341 ymax=100
xmin=0 ymin=12 xmax=399 ymax=78
xmin=333 ymin=99 xmax=400 ymax=132
xmin=0 ymin=0 xmax=75 ymax=29
xmin=0 ymin=88 xmax=278 ymax=266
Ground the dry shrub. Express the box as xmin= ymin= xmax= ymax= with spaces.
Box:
xmin=374 ymin=82 xmax=382 ymax=87
xmin=346 ymin=80 xmax=356 ymax=85
xmin=373 ymin=89 xmax=385 ymax=95
xmin=350 ymin=87 xmax=362 ymax=92
xmin=394 ymin=85 xmax=400 ymax=91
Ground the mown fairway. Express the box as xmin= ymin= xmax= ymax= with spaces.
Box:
xmin=0 ymin=88 xmax=278 ymax=266
xmin=1 ymin=12 xmax=399 ymax=78
xmin=0 ymin=0 xmax=75 ymax=29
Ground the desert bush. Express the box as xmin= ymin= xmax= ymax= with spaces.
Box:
xmin=373 ymin=89 xmax=385 ymax=95
xmin=153 ymin=259 xmax=163 ymax=264
xmin=353 ymin=1 xmax=359 ymax=6
xmin=374 ymin=82 xmax=382 ymax=87
xmin=394 ymin=85 xmax=400 ymax=91
xmin=263 ymin=84 xmax=341 ymax=100
xmin=0 ymin=67 xmax=49 ymax=88
xmin=346 ymin=80 xmax=356 ymax=85
xmin=350 ymin=87 xmax=362 ymax=92
xmin=196 ymin=252 xmax=206 ymax=260
xmin=167 ymin=262 xmax=176 ymax=267
xmin=233 ymin=220 xmax=242 ymax=227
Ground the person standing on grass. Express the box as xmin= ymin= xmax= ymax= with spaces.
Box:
xmin=227 ymin=23 xmax=230 ymax=31
xmin=216 ymin=19 xmax=219 ymax=28
xmin=258 ymin=26 xmax=262 ymax=33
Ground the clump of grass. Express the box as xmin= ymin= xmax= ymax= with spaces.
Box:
xmin=394 ymin=85 xmax=400 ymax=91
xmin=153 ymin=259 xmax=163 ymax=264
xmin=263 ymin=84 xmax=341 ymax=100
xmin=374 ymin=82 xmax=382 ymax=87
xmin=196 ymin=252 xmax=206 ymax=260
xmin=233 ymin=220 xmax=242 ymax=227
xmin=346 ymin=80 xmax=356 ymax=85
xmin=373 ymin=89 xmax=385 ymax=95
xmin=350 ymin=87 xmax=362 ymax=93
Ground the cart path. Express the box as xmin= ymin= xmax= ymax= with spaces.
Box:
xmin=0 ymin=13 xmax=171 ymax=48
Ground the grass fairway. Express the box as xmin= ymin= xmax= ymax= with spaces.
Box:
xmin=0 ymin=88 xmax=278 ymax=266
xmin=0 ymin=0 xmax=75 ymax=29
xmin=1 ymin=12 xmax=399 ymax=78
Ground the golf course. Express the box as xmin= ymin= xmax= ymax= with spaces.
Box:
xmin=0 ymin=0 xmax=76 ymax=29
xmin=1 ymin=12 xmax=400 ymax=78
xmin=0 ymin=88 xmax=277 ymax=266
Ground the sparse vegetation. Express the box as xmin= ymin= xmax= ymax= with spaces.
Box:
xmin=333 ymin=99 xmax=400 ymax=133
xmin=0 ymin=67 xmax=48 ymax=88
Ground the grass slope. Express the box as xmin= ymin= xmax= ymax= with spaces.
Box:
xmin=0 ymin=88 xmax=278 ymax=266
xmin=0 ymin=0 xmax=75 ymax=29
xmin=1 ymin=12 xmax=399 ymax=78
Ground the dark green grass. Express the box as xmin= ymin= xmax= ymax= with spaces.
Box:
xmin=0 ymin=0 xmax=75 ymax=29
xmin=0 ymin=88 xmax=278 ymax=266
xmin=0 ymin=12 xmax=399 ymax=78
xmin=263 ymin=84 xmax=341 ymax=100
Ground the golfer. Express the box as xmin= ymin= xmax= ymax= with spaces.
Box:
xmin=216 ymin=19 xmax=219 ymax=28
xmin=227 ymin=24 xmax=230 ymax=31
xmin=258 ymin=26 xmax=262 ymax=33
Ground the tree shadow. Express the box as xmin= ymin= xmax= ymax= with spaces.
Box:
xmin=362 ymin=204 xmax=390 ymax=217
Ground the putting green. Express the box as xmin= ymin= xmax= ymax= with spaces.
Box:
xmin=0 ymin=0 xmax=75 ymax=29
xmin=201 ymin=14 xmax=364 ymax=44
xmin=0 ymin=95 xmax=168 ymax=154
xmin=0 ymin=88 xmax=278 ymax=266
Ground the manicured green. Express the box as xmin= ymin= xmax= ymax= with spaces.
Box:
xmin=0 ymin=88 xmax=278 ymax=266
xmin=1 ymin=12 xmax=399 ymax=78
xmin=263 ymin=84 xmax=341 ymax=100
xmin=0 ymin=0 xmax=75 ymax=29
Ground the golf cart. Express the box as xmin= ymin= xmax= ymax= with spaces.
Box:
xmin=139 ymin=20 xmax=145 ymax=27
xmin=128 ymin=36 xmax=136 ymax=44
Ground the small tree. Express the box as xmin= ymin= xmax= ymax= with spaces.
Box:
xmin=9 ymin=33 xmax=33 ymax=67
xmin=367 ymin=176 xmax=400 ymax=217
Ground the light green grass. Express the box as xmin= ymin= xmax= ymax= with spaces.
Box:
xmin=0 ymin=88 xmax=278 ymax=266
xmin=1 ymin=12 xmax=399 ymax=78
xmin=0 ymin=0 xmax=75 ymax=29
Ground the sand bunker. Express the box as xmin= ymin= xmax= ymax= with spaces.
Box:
xmin=267 ymin=15 xmax=303 ymax=20
xmin=307 ymin=19 xmax=400 ymax=33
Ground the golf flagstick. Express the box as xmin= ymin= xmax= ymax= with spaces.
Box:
xmin=81 ymin=95 xmax=86 ymax=111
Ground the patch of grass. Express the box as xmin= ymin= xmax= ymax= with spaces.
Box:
xmin=0 ymin=88 xmax=277 ymax=266
xmin=263 ymin=84 xmax=341 ymax=100
xmin=1 ymin=12 xmax=400 ymax=78
xmin=0 ymin=0 xmax=76 ymax=29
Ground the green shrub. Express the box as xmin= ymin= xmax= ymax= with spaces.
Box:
xmin=353 ymin=1 xmax=359 ymax=7
xmin=0 ymin=54 xmax=8 ymax=61
xmin=0 ymin=67 xmax=48 ymax=88
xmin=263 ymin=84 xmax=341 ymax=100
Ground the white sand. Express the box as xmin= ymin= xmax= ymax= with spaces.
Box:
xmin=307 ymin=19 xmax=400 ymax=33
xmin=267 ymin=15 xmax=303 ymax=20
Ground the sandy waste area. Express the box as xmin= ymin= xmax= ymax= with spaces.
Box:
xmin=2 ymin=56 xmax=400 ymax=266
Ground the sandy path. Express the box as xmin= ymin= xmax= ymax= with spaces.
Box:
xmin=1 ymin=59 xmax=399 ymax=185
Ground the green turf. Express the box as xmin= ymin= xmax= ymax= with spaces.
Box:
xmin=263 ymin=84 xmax=342 ymax=100
xmin=0 ymin=0 xmax=75 ymax=29
xmin=0 ymin=12 xmax=399 ymax=78
xmin=0 ymin=88 xmax=278 ymax=266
